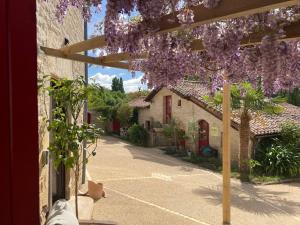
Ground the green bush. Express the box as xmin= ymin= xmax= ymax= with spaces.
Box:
xmin=253 ymin=122 xmax=300 ymax=177
xmin=116 ymin=103 xmax=133 ymax=127
xmin=254 ymin=144 xmax=300 ymax=176
xmin=280 ymin=122 xmax=300 ymax=151
xmin=128 ymin=124 xmax=148 ymax=146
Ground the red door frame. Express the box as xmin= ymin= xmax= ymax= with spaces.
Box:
xmin=198 ymin=120 xmax=210 ymax=152
xmin=0 ymin=0 xmax=39 ymax=225
xmin=164 ymin=96 xmax=172 ymax=123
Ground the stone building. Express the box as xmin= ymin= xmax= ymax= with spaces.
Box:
xmin=132 ymin=80 xmax=300 ymax=164
xmin=37 ymin=0 xmax=85 ymax=223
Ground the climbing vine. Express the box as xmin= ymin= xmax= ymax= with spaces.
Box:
xmin=39 ymin=76 xmax=102 ymax=218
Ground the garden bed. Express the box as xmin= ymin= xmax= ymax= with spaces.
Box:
xmin=250 ymin=175 xmax=300 ymax=185
xmin=160 ymin=147 xmax=300 ymax=185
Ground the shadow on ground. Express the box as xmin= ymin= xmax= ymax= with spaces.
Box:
xmin=192 ymin=183 xmax=300 ymax=216
xmin=102 ymin=136 xmax=196 ymax=171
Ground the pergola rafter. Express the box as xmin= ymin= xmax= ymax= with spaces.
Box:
xmin=58 ymin=0 xmax=300 ymax=55
xmin=42 ymin=20 xmax=300 ymax=65
xmin=41 ymin=46 xmax=130 ymax=69
xmin=97 ymin=20 xmax=300 ymax=63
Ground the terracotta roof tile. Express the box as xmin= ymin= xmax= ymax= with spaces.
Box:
xmin=129 ymin=96 xmax=150 ymax=108
xmin=170 ymin=81 xmax=300 ymax=136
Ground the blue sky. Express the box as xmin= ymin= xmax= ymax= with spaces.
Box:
xmin=87 ymin=0 xmax=147 ymax=92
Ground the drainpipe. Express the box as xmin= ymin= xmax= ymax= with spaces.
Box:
xmin=82 ymin=21 xmax=88 ymax=184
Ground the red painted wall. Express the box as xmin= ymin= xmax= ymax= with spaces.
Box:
xmin=0 ymin=1 xmax=39 ymax=225
xmin=0 ymin=1 xmax=11 ymax=224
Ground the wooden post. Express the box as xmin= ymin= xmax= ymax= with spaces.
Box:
xmin=222 ymin=72 xmax=231 ymax=224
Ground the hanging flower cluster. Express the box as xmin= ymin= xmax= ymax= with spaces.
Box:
xmin=52 ymin=0 xmax=300 ymax=95
xmin=53 ymin=0 xmax=102 ymax=22
xmin=134 ymin=33 xmax=207 ymax=88
xmin=134 ymin=7 xmax=300 ymax=95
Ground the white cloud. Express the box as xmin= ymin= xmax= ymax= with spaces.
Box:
xmin=89 ymin=73 xmax=115 ymax=89
xmin=89 ymin=73 xmax=146 ymax=93
xmin=94 ymin=48 xmax=107 ymax=57
xmin=123 ymin=76 xmax=145 ymax=93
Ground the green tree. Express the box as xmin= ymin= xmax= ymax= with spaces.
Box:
xmin=116 ymin=103 xmax=133 ymax=127
xmin=163 ymin=118 xmax=186 ymax=151
xmin=278 ymin=88 xmax=300 ymax=106
xmin=88 ymin=84 xmax=125 ymax=121
xmin=111 ymin=77 xmax=125 ymax=93
xmin=111 ymin=77 xmax=119 ymax=92
xmin=205 ymin=82 xmax=283 ymax=181
xmin=119 ymin=77 xmax=125 ymax=93
xmin=39 ymin=76 xmax=101 ymax=218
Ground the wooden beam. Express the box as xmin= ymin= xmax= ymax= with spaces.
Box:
xmin=192 ymin=20 xmax=300 ymax=50
xmin=40 ymin=47 xmax=129 ymax=70
xmin=59 ymin=0 xmax=299 ymax=55
xmin=61 ymin=36 xmax=106 ymax=55
xmin=97 ymin=20 xmax=300 ymax=63
xmin=159 ymin=0 xmax=300 ymax=33
xmin=222 ymin=72 xmax=231 ymax=225
xmin=99 ymin=52 xmax=148 ymax=64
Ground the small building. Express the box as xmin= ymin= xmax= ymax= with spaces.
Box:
xmin=132 ymin=81 xmax=300 ymax=164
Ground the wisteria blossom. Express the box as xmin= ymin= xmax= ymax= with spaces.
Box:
xmin=53 ymin=0 xmax=300 ymax=95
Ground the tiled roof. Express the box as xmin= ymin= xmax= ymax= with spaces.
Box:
xmin=128 ymin=96 xmax=150 ymax=108
xmin=146 ymin=80 xmax=300 ymax=136
xmin=238 ymin=103 xmax=300 ymax=136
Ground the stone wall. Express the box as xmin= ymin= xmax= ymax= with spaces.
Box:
xmin=36 ymin=0 xmax=84 ymax=223
xmin=138 ymin=87 xmax=246 ymax=164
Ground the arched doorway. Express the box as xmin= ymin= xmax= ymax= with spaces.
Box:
xmin=198 ymin=120 xmax=209 ymax=152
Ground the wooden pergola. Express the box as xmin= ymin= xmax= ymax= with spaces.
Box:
xmin=41 ymin=1 xmax=300 ymax=224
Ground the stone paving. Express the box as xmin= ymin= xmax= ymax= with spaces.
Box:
xmin=88 ymin=136 xmax=300 ymax=225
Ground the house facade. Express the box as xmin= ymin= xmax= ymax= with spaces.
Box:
xmin=37 ymin=1 xmax=85 ymax=223
xmin=134 ymin=81 xmax=300 ymax=164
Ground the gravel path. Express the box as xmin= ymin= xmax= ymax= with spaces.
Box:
xmin=88 ymin=136 xmax=300 ymax=225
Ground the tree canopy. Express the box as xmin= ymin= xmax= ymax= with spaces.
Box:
xmin=87 ymin=83 xmax=148 ymax=122
xmin=88 ymin=84 xmax=125 ymax=120
xmin=111 ymin=77 xmax=125 ymax=93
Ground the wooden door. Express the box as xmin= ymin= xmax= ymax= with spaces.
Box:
xmin=199 ymin=120 xmax=209 ymax=151
xmin=165 ymin=96 xmax=172 ymax=123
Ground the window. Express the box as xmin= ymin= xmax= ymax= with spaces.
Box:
xmin=178 ymin=99 xmax=182 ymax=106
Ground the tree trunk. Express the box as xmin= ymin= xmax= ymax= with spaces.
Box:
xmin=75 ymin=162 xmax=79 ymax=218
xmin=239 ymin=111 xmax=251 ymax=181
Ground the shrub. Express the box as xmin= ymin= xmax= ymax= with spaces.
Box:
xmin=280 ymin=121 xmax=300 ymax=151
xmin=128 ymin=124 xmax=148 ymax=146
xmin=116 ymin=103 xmax=133 ymax=127
xmin=162 ymin=118 xmax=186 ymax=149
xmin=254 ymin=144 xmax=300 ymax=176
xmin=253 ymin=121 xmax=300 ymax=177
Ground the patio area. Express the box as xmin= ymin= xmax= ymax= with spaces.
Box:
xmin=88 ymin=136 xmax=300 ymax=225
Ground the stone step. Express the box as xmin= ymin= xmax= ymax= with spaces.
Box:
xmin=68 ymin=196 xmax=94 ymax=221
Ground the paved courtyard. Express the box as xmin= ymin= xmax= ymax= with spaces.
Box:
xmin=88 ymin=136 xmax=300 ymax=225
